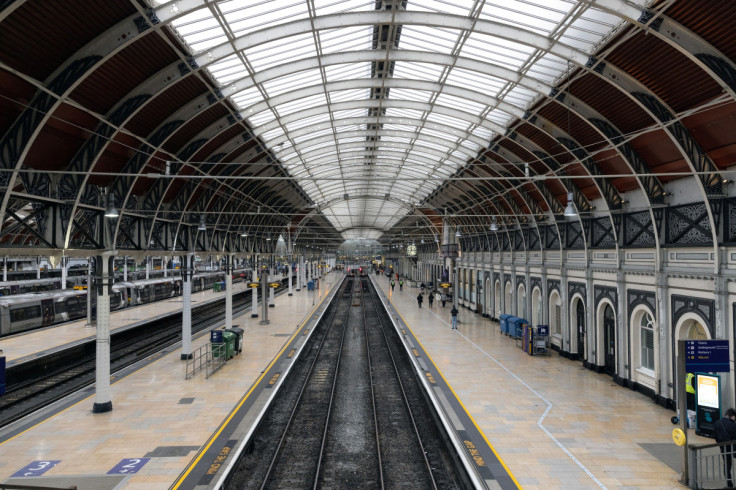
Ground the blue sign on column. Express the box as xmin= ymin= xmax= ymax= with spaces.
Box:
xmin=11 ymin=460 xmax=60 ymax=477
xmin=107 ymin=458 xmax=150 ymax=474
xmin=685 ymin=340 xmax=730 ymax=372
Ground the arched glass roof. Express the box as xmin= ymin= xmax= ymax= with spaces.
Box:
xmin=157 ymin=0 xmax=635 ymax=239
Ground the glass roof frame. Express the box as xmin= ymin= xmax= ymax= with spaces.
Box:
xmin=157 ymin=0 xmax=640 ymax=239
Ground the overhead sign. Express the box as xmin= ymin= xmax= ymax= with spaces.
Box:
xmin=685 ymin=340 xmax=729 ymax=372
xmin=439 ymin=282 xmax=452 ymax=289
xmin=248 ymin=282 xmax=260 ymax=288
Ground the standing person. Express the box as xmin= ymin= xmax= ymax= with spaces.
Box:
xmin=715 ymin=408 xmax=736 ymax=487
xmin=391 ymin=279 xmax=395 ymax=291
xmin=420 ymin=282 xmax=425 ymax=294
xmin=428 ymin=291 xmax=434 ymax=308
xmin=399 ymin=279 xmax=403 ymax=291
xmin=441 ymin=292 xmax=447 ymax=308
xmin=450 ymin=305 xmax=459 ymax=329
xmin=417 ymin=293 xmax=423 ymax=308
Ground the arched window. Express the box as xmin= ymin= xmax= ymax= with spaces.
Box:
xmin=640 ymin=312 xmax=655 ymax=371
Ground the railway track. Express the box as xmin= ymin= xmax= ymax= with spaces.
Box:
xmin=0 ymin=276 xmax=295 ymax=429
xmin=225 ymin=276 xmax=467 ymax=489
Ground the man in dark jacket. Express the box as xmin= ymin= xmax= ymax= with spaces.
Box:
xmin=715 ymin=408 xmax=736 ymax=487
xmin=417 ymin=293 xmax=423 ymax=308
xmin=450 ymin=305 xmax=459 ymax=329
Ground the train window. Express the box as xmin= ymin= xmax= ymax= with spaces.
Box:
xmin=10 ymin=305 xmax=41 ymax=322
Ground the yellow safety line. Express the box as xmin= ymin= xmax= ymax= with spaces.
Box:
xmin=385 ymin=286 xmax=521 ymax=489
xmin=171 ymin=278 xmax=338 ymax=489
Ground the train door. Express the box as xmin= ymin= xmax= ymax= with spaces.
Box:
xmin=41 ymin=298 xmax=54 ymax=326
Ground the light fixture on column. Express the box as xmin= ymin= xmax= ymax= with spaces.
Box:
xmin=198 ymin=215 xmax=206 ymax=231
xmin=490 ymin=216 xmax=498 ymax=231
xmin=104 ymin=192 xmax=119 ymax=218
xmin=564 ymin=192 xmax=577 ymax=217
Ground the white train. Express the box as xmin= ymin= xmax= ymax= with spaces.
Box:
xmin=0 ymin=270 xmax=253 ymax=336
xmin=0 ymin=278 xmax=70 ymax=296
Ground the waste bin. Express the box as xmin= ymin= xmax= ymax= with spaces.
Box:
xmin=307 ymin=280 xmax=314 ymax=291
xmin=499 ymin=313 xmax=513 ymax=335
xmin=210 ymin=329 xmax=225 ymax=359
xmin=224 ymin=327 xmax=244 ymax=354
xmin=508 ymin=317 xmax=529 ymax=339
xmin=213 ymin=282 xmax=221 ymax=292
xmin=221 ymin=331 xmax=236 ymax=359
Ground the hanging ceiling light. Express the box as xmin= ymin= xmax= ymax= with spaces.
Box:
xmin=564 ymin=192 xmax=577 ymax=217
xmin=421 ymin=238 xmax=425 ymax=244
xmin=455 ymin=227 xmax=461 ymax=237
xmin=490 ymin=216 xmax=498 ymax=231
xmin=198 ymin=215 xmax=206 ymax=231
xmin=104 ymin=192 xmax=119 ymax=218
xmin=434 ymin=235 xmax=439 ymax=242
xmin=241 ymin=229 xmax=248 ymax=237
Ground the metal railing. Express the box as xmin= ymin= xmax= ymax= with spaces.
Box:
xmin=185 ymin=343 xmax=227 ymax=379
xmin=689 ymin=440 xmax=736 ymax=488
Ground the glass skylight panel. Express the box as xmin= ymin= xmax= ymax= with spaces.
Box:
xmin=460 ymin=140 xmax=481 ymax=153
xmin=320 ymin=26 xmax=373 ymax=54
xmin=561 ymin=10 xmax=622 ymax=51
xmin=262 ymin=69 xmax=322 ymax=98
xmin=384 ymin=107 xmax=424 ymax=120
xmin=486 ymin=108 xmax=513 ymax=126
xmin=444 ymin=67 xmax=506 ymax=98
xmin=471 ymin=125 xmax=493 ymax=143
xmin=246 ymin=32 xmax=316 ymax=72
xmin=234 ymin=85 xmax=265 ymax=111
xmin=398 ymin=26 xmax=459 ymax=55
xmin=461 ymin=33 xmax=534 ymax=71
xmin=260 ymin=127 xmax=285 ymax=141
xmin=389 ymin=88 xmax=433 ymax=104
xmin=170 ymin=7 xmax=227 ymax=52
xmin=425 ymin=112 xmax=471 ymax=131
xmin=248 ymin=109 xmax=277 ymax=127
xmin=420 ymin=126 xmax=458 ymax=143
xmin=479 ymin=0 xmax=565 ymax=36
xmin=294 ymin=128 xmax=333 ymax=143
xmin=314 ymin=0 xmax=372 ymax=16
xmin=407 ymin=0 xmax=473 ymax=16
xmin=324 ymin=63 xmax=371 ymax=82
xmin=328 ymin=88 xmax=370 ymax=104
xmin=382 ymin=136 xmax=412 ymax=145
xmin=434 ymin=93 xmax=487 ymax=116
xmin=416 ymin=139 xmax=451 ymax=153
xmin=285 ymin=113 xmax=330 ymax=132
xmin=382 ymin=123 xmax=418 ymax=133
xmin=392 ymin=62 xmax=444 ymax=82
xmin=221 ymin=0 xmax=309 ymax=37
xmin=275 ymin=93 xmax=327 ymax=117
xmin=526 ymin=53 xmax=567 ymax=85
xmin=503 ymin=85 xmax=538 ymax=108
xmin=332 ymin=109 xmax=368 ymax=121
xmin=207 ymin=54 xmax=245 ymax=84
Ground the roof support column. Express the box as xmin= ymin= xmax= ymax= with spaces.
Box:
xmin=225 ymin=254 xmax=233 ymax=330
xmin=180 ymin=253 xmax=193 ymax=360
xmin=93 ymin=254 xmax=113 ymax=414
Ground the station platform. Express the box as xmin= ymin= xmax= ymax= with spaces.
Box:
xmin=0 ymin=271 xmax=704 ymax=489
xmin=373 ymin=275 xmax=706 ymax=488
xmin=0 ymin=274 xmax=335 ymax=490
xmin=0 ymin=280 xmax=257 ymax=365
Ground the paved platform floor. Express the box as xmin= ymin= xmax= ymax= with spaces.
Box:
xmin=0 ymin=271 xmax=712 ymax=489
xmin=373 ymin=274 xmax=709 ymax=489
xmin=0 ymin=274 xmax=336 ymax=490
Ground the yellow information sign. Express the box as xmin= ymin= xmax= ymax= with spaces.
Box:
xmin=672 ymin=428 xmax=686 ymax=446
xmin=248 ymin=282 xmax=260 ymax=288
xmin=269 ymin=282 xmax=281 ymax=288
xmin=439 ymin=282 xmax=452 ymax=289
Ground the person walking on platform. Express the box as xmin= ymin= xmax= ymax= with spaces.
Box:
xmin=441 ymin=292 xmax=447 ymax=308
xmin=450 ymin=305 xmax=458 ymax=329
xmin=428 ymin=291 xmax=434 ymax=308
xmin=391 ymin=279 xmax=395 ymax=291
xmin=715 ymin=408 xmax=736 ymax=487
xmin=417 ymin=293 xmax=423 ymax=308
xmin=399 ymin=279 xmax=403 ymax=291
xmin=420 ymin=282 xmax=426 ymax=294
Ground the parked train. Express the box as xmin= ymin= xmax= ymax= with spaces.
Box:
xmin=0 ymin=278 xmax=71 ymax=296
xmin=0 ymin=270 xmax=254 ymax=336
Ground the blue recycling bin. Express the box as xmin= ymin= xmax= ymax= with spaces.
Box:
xmin=508 ymin=317 xmax=530 ymax=339
xmin=307 ymin=280 xmax=314 ymax=291
xmin=499 ymin=314 xmax=513 ymax=335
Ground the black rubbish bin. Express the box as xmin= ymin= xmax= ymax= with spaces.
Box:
xmin=224 ymin=327 xmax=244 ymax=354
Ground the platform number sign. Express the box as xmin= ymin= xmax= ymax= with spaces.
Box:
xmin=11 ymin=460 xmax=60 ymax=477
xmin=107 ymin=458 xmax=150 ymax=474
